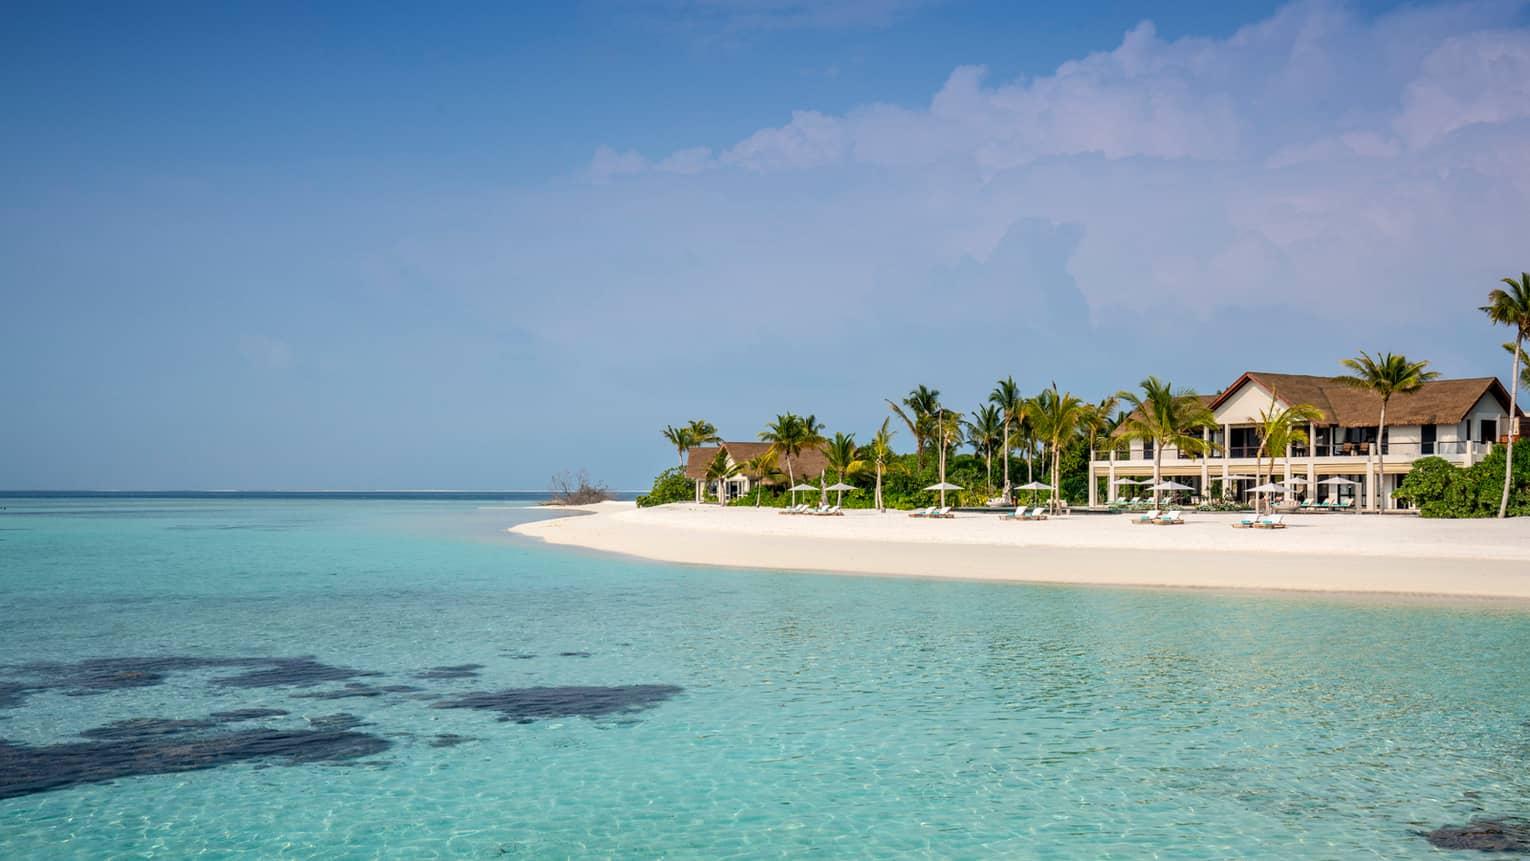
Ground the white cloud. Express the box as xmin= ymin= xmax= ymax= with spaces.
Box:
xmin=587 ymin=146 xmax=648 ymax=184
xmin=1395 ymin=29 xmax=1530 ymax=148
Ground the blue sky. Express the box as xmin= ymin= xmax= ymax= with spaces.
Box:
xmin=3 ymin=0 xmax=1528 ymax=490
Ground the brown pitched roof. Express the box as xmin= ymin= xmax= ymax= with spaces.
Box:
xmin=685 ymin=442 xmax=829 ymax=483
xmin=1211 ymin=372 xmax=1515 ymax=428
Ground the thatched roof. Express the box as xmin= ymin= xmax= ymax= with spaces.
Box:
xmin=1210 ymin=372 xmax=1515 ymax=428
xmin=685 ymin=442 xmax=829 ymax=483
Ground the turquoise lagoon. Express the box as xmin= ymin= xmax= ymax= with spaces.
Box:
xmin=2 ymin=495 xmax=1528 ymax=858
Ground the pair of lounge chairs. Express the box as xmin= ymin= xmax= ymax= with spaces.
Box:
xmin=1128 ymin=509 xmax=1185 ymax=525
xmin=909 ymin=506 xmax=954 ymax=519
xmin=1298 ymin=499 xmax=1354 ymax=512
xmin=778 ymin=504 xmax=843 ymax=516
xmin=1231 ymin=514 xmax=1287 ymax=529
xmin=999 ymin=506 xmax=1048 ymax=521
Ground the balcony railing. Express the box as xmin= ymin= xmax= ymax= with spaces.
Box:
xmin=1107 ymin=440 xmax=1492 ymax=464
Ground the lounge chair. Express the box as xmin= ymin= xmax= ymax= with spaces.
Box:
xmin=1231 ymin=515 xmax=1258 ymax=528
xmin=1253 ymin=514 xmax=1287 ymax=529
xmin=930 ymin=506 xmax=954 ymax=519
xmin=1022 ymin=507 xmax=1049 ymax=520
xmin=999 ymin=506 xmax=1025 ymax=520
xmin=777 ymin=504 xmax=803 ymax=515
xmin=1153 ymin=510 xmax=1184 ymax=525
xmin=1129 ymin=509 xmax=1161 ymax=524
xmin=816 ymin=505 xmax=843 ymax=516
xmin=908 ymin=506 xmax=933 ymax=518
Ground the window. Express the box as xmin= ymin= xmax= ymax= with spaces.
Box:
xmin=1142 ymin=439 xmax=1153 ymax=460
xmin=1480 ymin=419 xmax=1498 ymax=444
xmin=1421 ymin=424 xmax=1436 ymax=455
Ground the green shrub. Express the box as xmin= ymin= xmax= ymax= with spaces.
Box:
xmin=1392 ymin=447 xmax=1530 ymax=518
xmin=636 ymin=467 xmax=694 ymax=508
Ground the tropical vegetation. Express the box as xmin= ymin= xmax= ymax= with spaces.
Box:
xmin=1481 ymin=273 xmax=1530 ymax=519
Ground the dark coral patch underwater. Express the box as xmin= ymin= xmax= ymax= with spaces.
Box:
xmin=430 ymin=685 xmax=682 ymax=723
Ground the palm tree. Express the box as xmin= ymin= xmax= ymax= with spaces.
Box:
xmin=741 ymin=451 xmax=783 ymax=508
xmin=1115 ymin=377 xmax=1218 ymax=508
xmin=1079 ymin=395 xmax=1119 ymax=506
xmin=759 ymin=414 xmax=806 ymax=504
xmin=703 ymin=449 xmax=739 ymax=505
xmin=1252 ymin=392 xmax=1325 ymax=514
xmin=1482 ymin=273 xmax=1530 ymax=518
xmin=821 ymin=432 xmax=866 ymax=507
xmin=1336 ymin=352 xmax=1439 ymax=513
xmin=966 ymin=404 xmax=1004 ymax=494
xmin=989 ymin=377 xmax=1024 ymax=500
xmin=1027 ymin=383 xmax=1087 ymax=513
xmin=863 ymin=418 xmax=900 ymax=511
xmin=662 ymin=425 xmax=697 ymax=468
xmin=687 ymin=419 xmax=722 ymax=446
xmin=887 ymin=385 xmax=941 ymax=468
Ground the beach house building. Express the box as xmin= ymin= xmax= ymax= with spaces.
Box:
xmin=1091 ymin=372 xmax=1521 ymax=511
xmin=684 ymin=442 xmax=829 ymax=503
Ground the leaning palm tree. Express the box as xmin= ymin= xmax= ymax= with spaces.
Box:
xmin=662 ymin=425 xmax=697 ymax=468
xmin=989 ymin=377 xmax=1024 ymax=500
xmin=703 ymin=448 xmax=739 ymax=505
xmin=1252 ymin=392 xmax=1325 ymax=514
xmin=1115 ymin=377 xmax=1218 ymax=508
xmin=821 ymin=432 xmax=866 ymax=507
xmin=966 ymin=404 xmax=1004 ymax=494
xmin=687 ymin=419 xmax=722 ymax=446
xmin=1482 ymin=273 xmax=1530 ymax=518
xmin=741 ymin=451 xmax=783 ymax=508
xmin=1336 ymin=352 xmax=1439 ymax=514
xmin=1027 ymin=383 xmax=1087 ymax=514
xmin=759 ymin=414 xmax=807 ymax=504
xmin=863 ymin=418 xmax=900 ymax=511
xmin=887 ymin=385 xmax=941 ymax=468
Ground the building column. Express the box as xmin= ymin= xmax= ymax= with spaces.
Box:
xmin=1364 ymin=468 xmax=1376 ymax=514
xmin=1307 ymin=422 xmax=1318 ymax=493
xmin=1221 ymin=423 xmax=1231 ymax=498
xmin=1107 ymin=450 xmax=1117 ymax=504
xmin=1089 ymin=461 xmax=1098 ymax=508
xmin=1200 ymin=428 xmax=1210 ymax=502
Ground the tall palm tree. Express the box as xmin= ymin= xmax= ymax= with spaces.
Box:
xmin=1027 ymin=383 xmax=1087 ymax=513
xmin=1482 ymin=273 xmax=1530 ymax=518
xmin=703 ymin=449 xmax=739 ymax=505
xmin=741 ymin=451 xmax=783 ymax=508
xmin=966 ymin=404 xmax=1004 ymax=494
xmin=1115 ymin=377 xmax=1218 ymax=508
xmin=1079 ymin=395 xmax=1119 ymax=506
xmin=759 ymin=414 xmax=806 ymax=504
xmin=821 ymin=432 xmax=866 ymax=507
xmin=989 ymin=377 xmax=1024 ymax=500
xmin=863 ymin=418 xmax=900 ymax=511
xmin=1016 ymin=404 xmax=1038 ymax=484
xmin=1336 ymin=352 xmax=1439 ymax=513
xmin=662 ymin=425 xmax=697 ymax=468
xmin=687 ymin=419 xmax=722 ymax=446
xmin=1252 ymin=392 xmax=1325 ymax=514
xmin=887 ymin=385 xmax=941 ymax=468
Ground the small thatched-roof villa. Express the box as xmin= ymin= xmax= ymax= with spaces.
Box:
xmin=685 ymin=442 xmax=829 ymax=503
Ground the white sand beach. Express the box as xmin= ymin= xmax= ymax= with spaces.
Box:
xmin=512 ymin=502 xmax=1530 ymax=599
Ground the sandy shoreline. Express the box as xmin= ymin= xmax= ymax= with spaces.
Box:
xmin=511 ymin=502 xmax=1530 ymax=599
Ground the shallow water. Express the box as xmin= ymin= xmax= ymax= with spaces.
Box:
xmin=2 ymin=496 xmax=1528 ymax=858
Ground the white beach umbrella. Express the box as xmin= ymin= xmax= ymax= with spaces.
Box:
xmin=1249 ymin=482 xmax=1288 ymax=494
xmin=1149 ymin=480 xmax=1194 ymax=491
xmin=1284 ymin=476 xmax=1309 ymax=485
xmin=1015 ymin=480 xmax=1052 ymax=505
xmin=1317 ymin=476 xmax=1360 ymax=507
xmin=788 ymin=482 xmax=817 ymax=506
xmin=925 ymin=481 xmax=963 ymax=508
xmin=1112 ymin=477 xmax=1147 ymax=485
xmin=826 ymin=482 xmax=857 ymax=506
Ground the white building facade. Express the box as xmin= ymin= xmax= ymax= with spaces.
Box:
xmin=1090 ymin=372 xmax=1519 ymax=511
